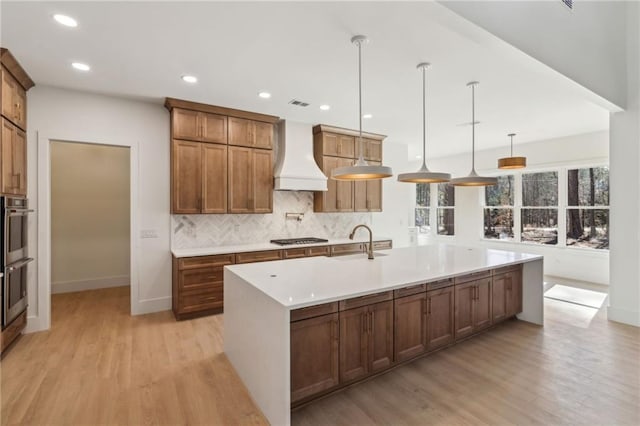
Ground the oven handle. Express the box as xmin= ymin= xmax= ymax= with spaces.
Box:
xmin=6 ymin=258 xmax=34 ymax=272
xmin=8 ymin=208 xmax=34 ymax=214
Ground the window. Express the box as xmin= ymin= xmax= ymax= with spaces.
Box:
xmin=484 ymin=175 xmax=514 ymax=240
xmin=437 ymin=183 xmax=454 ymax=236
xmin=566 ymin=167 xmax=609 ymax=249
xmin=521 ymin=171 xmax=558 ymax=245
xmin=415 ymin=184 xmax=430 ymax=233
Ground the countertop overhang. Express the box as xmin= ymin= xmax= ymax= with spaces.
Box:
xmin=225 ymin=244 xmax=543 ymax=310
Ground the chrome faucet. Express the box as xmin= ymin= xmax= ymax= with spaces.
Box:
xmin=349 ymin=224 xmax=374 ymax=260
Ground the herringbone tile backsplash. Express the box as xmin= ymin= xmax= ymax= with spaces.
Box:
xmin=172 ymin=191 xmax=372 ymax=248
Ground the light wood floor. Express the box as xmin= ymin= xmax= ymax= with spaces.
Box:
xmin=2 ymin=286 xmax=639 ymax=425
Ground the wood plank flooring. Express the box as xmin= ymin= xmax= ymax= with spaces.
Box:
xmin=2 ymin=286 xmax=639 ymax=425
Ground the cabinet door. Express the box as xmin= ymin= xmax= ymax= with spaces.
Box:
xmin=202 ymin=144 xmax=227 ymax=213
xmin=1 ymin=118 xmax=16 ymax=194
xmin=253 ymin=122 xmax=273 ymax=149
xmin=228 ymin=117 xmax=253 ymax=147
xmin=172 ymin=140 xmax=202 ymax=214
xmin=12 ymin=127 xmax=26 ymax=195
xmin=506 ymin=270 xmax=523 ymax=317
xmin=354 ymin=180 xmax=368 ymax=212
xmin=454 ymin=282 xmax=475 ymax=340
xmin=427 ymin=287 xmax=454 ymax=350
xmin=172 ymin=109 xmax=201 ymax=141
xmin=228 ymin=146 xmax=253 ymax=213
xmin=492 ymin=273 xmax=508 ymax=323
xmin=474 ymin=278 xmax=493 ymax=331
xmin=335 ymin=157 xmax=354 ymax=212
xmin=315 ymin=156 xmax=340 ymax=212
xmin=1 ymin=69 xmax=15 ymax=123
xmin=252 ymin=149 xmax=273 ymax=213
xmin=338 ymin=135 xmax=355 ymax=158
xmin=339 ymin=306 xmax=369 ymax=382
xmin=366 ymin=161 xmax=382 ymax=212
xmin=178 ymin=266 xmax=223 ymax=292
xmin=200 ymin=112 xmax=227 ymax=144
xmin=290 ymin=313 xmax=339 ymax=403
xmin=369 ymin=301 xmax=394 ymax=372
xmin=394 ymin=293 xmax=427 ymax=362
xmin=12 ymin=83 xmax=26 ymax=130
xmin=363 ymin=138 xmax=382 ymax=162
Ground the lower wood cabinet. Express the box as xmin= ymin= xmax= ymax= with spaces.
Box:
xmin=492 ymin=267 xmax=523 ymax=323
xmin=394 ymin=292 xmax=427 ymax=362
xmin=290 ymin=312 xmax=339 ymax=403
xmin=339 ymin=300 xmax=393 ymax=383
xmin=454 ymin=278 xmax=492 ymax=340
xmin=426 ymin=286 xmax=455 ymax=350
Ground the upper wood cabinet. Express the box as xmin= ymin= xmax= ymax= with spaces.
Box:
xmin=1 ymin=118 xmax=26 ymax=195
xmin=228 ymin=146 xmax=273 ymax=213
xmin=172 ymin=108 xmax=228 ymax=144
xmin=312 ymin=124 xmax=385 ymax=213
xmin=1 ymin=67 xmax=27 ymax=131
xmin=165 ymin=98 xmax=278 ymax=214
xmin=228 ymin=117 xmax=274 ymax=149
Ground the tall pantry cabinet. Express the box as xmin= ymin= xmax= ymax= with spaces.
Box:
xmin=165 ymin=98 xmax=279 ymax=214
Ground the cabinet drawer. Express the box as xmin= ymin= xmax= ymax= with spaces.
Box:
xmin=365 ymin=240 xmax=393 ymax=252
xmin=291 ymin=302 xmax=339 ymax=322
xmin=178 ymin=254 xmax=235 ymax=270
xmin=1 ymin=309 xmax=26 ymax=352
xmin=178 ymin=267 xmax=223 ymax=292
xmin=339 ymin=291 xmax=393 ymax=311
xmin=455 ymin=270 xmax=491 ymax=285
xmin=394 ymin=283 xmax=426 ymax=298
xmin=284 ymin=248 xmax=307 ymax=259
xmin=235 ymin=250 xmax=283 ymax=264
xmin=306 ymin=246 xmax=330 ymax=257
xmin=179 ymin=287 xmax=223 ymax=313
xmin=426 ymin=278 xmax=454 ymax=291
xmin=493 ymin=264 xmax=522 ymax=276
xmin=330 ymin=243 xmax=364 ymax=256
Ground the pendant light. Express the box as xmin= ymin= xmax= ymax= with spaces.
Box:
xmin=398 ymin=63 xmax=451 ymax=183
xmin=332 ymin=35 xmax=393 ymax=181
xmin=497 ymin=133 xmax=527 ymax=169
xmin=450 ymin=82 xmax=497 ymax=187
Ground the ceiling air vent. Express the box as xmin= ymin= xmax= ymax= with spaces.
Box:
xmin=288 ymin=99 xmax=310 ymax=107
xmin=560 ymin=0 xmax=573 ymax=10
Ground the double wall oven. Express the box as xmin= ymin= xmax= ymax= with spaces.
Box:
xmin=1 ymin=196 xmax=33 ymax=328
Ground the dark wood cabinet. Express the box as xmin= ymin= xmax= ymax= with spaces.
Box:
xmin=493 ymin=267 xmax=523 ymax=322
xmin=290 ymin=312 xmax=339 ymax=403
xmin=455 ymin=278 xmax=492 ymax=340
xmin=312 ymin=125 xmax=385 ymax=213
xmin=426 ymin=286 xmax=455 ymax=350
xmin=228 ymin=146 xmax=273 ymax=213
xmin=394 ymin=292 xmax=427 ymax=362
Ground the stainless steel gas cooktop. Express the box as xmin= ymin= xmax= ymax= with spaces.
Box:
xmin=270 ymin=237 xmax=329 ymax=246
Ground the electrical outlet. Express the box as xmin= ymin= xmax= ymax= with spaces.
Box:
xmin=140 ymin=229 xmax=158 ymax=239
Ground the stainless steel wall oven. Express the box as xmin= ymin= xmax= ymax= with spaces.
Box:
xmin=1 ymin=196 xmax=33 ymax=328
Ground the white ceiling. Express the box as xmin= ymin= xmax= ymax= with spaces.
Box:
xmin=1 ymin=1 xmax=609 ymax=159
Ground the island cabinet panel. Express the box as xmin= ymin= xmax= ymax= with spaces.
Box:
xmin=394 ymin=292 xmax=427 ymax=362
xmin=455 ymin=278 xmax=493 ymax=340
xmin=290 ymin=312 xmax=339 ymax=403
xmin=493 ymin=267 xmax=523 ymax=322
xmin=369 ymin=300 xmax=394 ymax=372
xmin=426 ymin=286 xmax=455 ymax=350
xmin=339 ymin=306 xmax=369 ymax=382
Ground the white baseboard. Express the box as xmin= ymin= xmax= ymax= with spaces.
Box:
xmin=607 ymin=306 xmax=640 ymax=327
xmin=52 ymin=275 xmax=130 ymax=294
xmin=132 ymin=296 xmax=172 ymax=316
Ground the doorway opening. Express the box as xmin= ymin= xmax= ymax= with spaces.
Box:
xmin=50 ymin=141 xmax=131 ymax=326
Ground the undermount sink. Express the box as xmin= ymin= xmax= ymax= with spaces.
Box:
xmin=332 ymin=252 xmax=389 ymax=261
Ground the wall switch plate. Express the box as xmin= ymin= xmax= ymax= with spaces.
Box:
xmin=140 ymin=229 xmax=158 ymax=239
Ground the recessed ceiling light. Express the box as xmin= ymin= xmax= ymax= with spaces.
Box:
xmin=258 ymin=91 xmax=272 ymax=99
xmin=319 ymin=104 xmax=331 ymax=111
xmin=53 ymin=14 xmax=77 ymax=27
xmin=181 ymin=75 xmax=197 ymax=83
xmin=362 ymin=114 xmax=373 ymax=119
xmin=71 ymin=62 xmax=90 ymax=71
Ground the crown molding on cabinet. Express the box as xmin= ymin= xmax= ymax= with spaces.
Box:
xmin=0 ymin=48 xmax=35 ymax=90
xmin=165 ymin=97 xmax=280 ymax=124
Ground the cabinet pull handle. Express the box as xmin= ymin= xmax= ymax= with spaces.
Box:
xmin=369 ymin=311 xmax=373 ymax=334
xmin=428 ymin=298 xmax=432 ymax=315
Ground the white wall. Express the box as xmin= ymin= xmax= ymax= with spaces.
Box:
xmin=408 ymin=131 xmax=610 ymax=285
xmin=27 ymin=85 xmax=170 ymax=330
xmin=439 ymin=0 xmax=628 ymax=110
xmin=609 ymin=1 xmax=640 ymax=326
xmin=51 ymin=141 xmax=130 ymax=293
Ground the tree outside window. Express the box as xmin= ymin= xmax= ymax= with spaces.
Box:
xmin=484 ymin=175 xmax=514 ymax=240
xmin=415 ymin=184 xmax=430 ymax=233
xmin=567 ymin=167 xmax=609 ymax=249
xmin=521 ymin=172 xmax=558 ymax=245
xmin=437 ymin=183 xmax=454 ymax=236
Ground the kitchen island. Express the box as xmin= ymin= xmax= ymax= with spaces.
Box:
xmin=224 ymin=244 xmax=543 ymax=426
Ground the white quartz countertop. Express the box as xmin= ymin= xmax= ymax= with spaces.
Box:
xmin=171 ymin=236 xmax=390 ymax=258
xmin=225 ymin=244 xmax=543 ymax=310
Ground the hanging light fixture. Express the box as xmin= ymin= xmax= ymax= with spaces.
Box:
xmin=497 ymin=133 xmax=527 ymax=169
xmin=450 ymin=82 xmax=497 ymax=187
xmin=398 ymin=63 xmax=450 ymax=183
xmin=332 ymin=35 xmax=393 ymax=180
